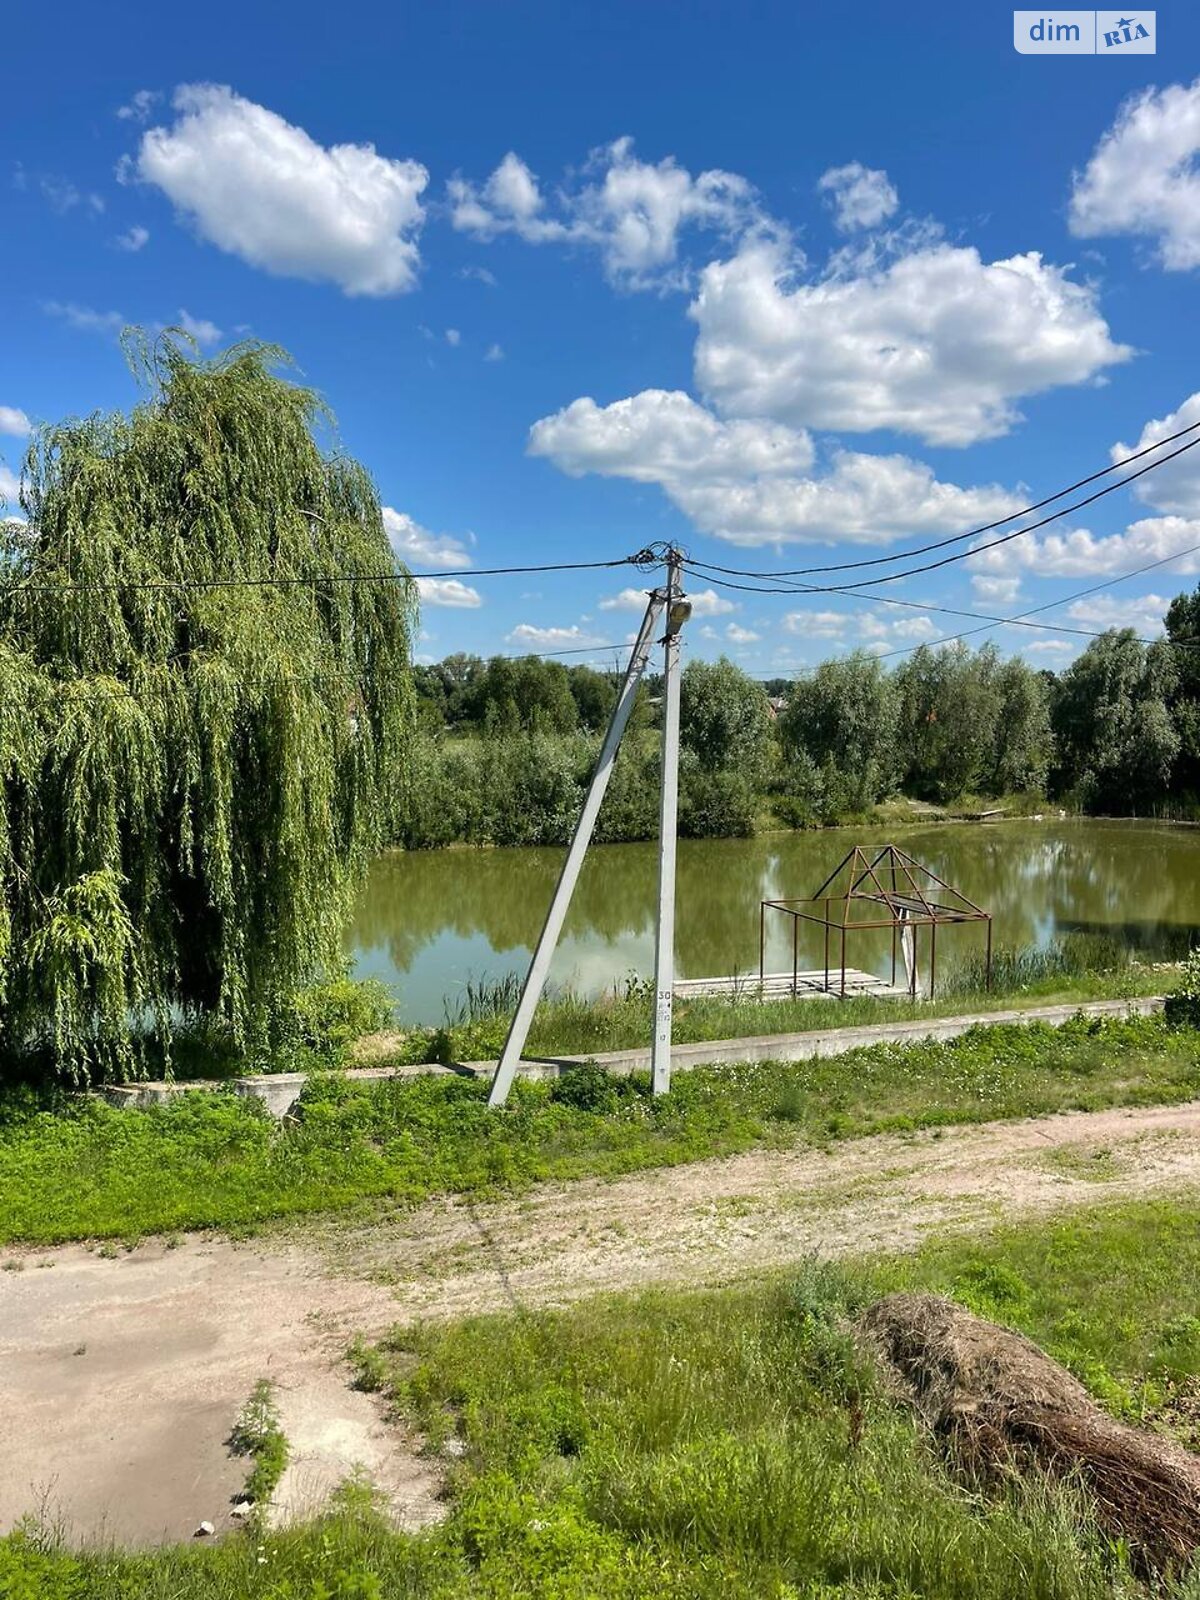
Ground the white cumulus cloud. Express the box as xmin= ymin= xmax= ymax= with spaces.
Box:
xmin=530 ymin=387 xmax=1021 ymax=547
xmin=599 ymin=587 xmax=657 ymax=612
xmin=0 ymin=407 xmax=30 ymax=438
xmin=135 ymin=84 xmax=428 ymax=296
xmin=416 ymin=577 xmax=482 ymax=608
xmin=725 ymin=622 xmax=761 ymax=643
xmin=177 ymin=308 xmax=222 ymax=347
xmin=966 ymin=396 xmax=1200 ymax=585
xmin=450 ymin=138 xmax=760 ymax=289
xmin=783 ymin=606 xmax=938 ymax=650
xmin=800 ymin=611 xmax=851 ymax=638
xmin=383 ymin=508 xmax=473 ymax=570
xmin=818 ymin=162 xmax=899 ymax=231
xmin=687 ymin=588 xmax=737 ymax=616
xmin=1070 ymin=78 xmax=1200 ymax=271
xmin=1066 ymin=594 xmax=1169 ymax=635
xmin=691 ymin=238 xmax=1130 ymax=447
xmin=506 ymin=622 xmax=608 ymax=649
xmin=971 ymin=574 xmax=1022 ymax=605
xmin=1114 ymin=391 xmax=1200 ymax=515
xmin=531 ymin=389 xmax=813 ymax=481
xmin=672 ymin=450 xmax=1021 ymax=548
xmin=596 ymin=585 xmax=733 ymax=617
xmin=968 ymin=516 xmax=1200 ymax=579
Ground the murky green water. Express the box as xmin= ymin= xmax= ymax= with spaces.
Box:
xmin=346 ymin=820 xmax=1200 ymax=1024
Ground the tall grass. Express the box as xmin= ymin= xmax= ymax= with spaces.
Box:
xmin=366 ymin=1200 xmax=1200 ymax=1597
xmin=0 ymin=1482 xmax=446 ymax=1600
xmin=942 ymin=932 xmax=1134 ymax=999
xmin=442 ymin=970 xmax=523 ymax=1027
xmin=405 ymin=940 xmax=1166 ymax=1064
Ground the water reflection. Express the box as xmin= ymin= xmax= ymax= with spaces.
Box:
xmin=346 ymin=821 xmax=1200 ymax=1023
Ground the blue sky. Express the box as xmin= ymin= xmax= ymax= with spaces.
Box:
xmin=4 ymin=1 xmax=1200 ymax=675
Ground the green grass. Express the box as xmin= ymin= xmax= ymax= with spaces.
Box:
xmin=0 ymin=1481 xmax=446 ymax=1600
xmin=142 ymin=940 xmax=1166 ymax=1075
xmin=9 ymin=1197 xmax=1200 ymax=1597
xmin=227 ymin=1380 xmax=289 ymax=1511
xmin=396 ymin=939 xmax=1170 ymax=1064
xmin=900 ymin=1200 xmax=1200 ymax=1419
xmin=2 ymin=1011 xmax=1199 ymax=1246
xmin=364 ymin=1194 xmax=1200 ymax=1598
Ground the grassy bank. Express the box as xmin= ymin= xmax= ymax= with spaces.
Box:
xmin=387 ymin=937 xmax=1171 ymax=1063
xmin=102 ymin=939 xmax=1172 ymax=1079
xmin=7 ymin=1197 xmax=1200 ymax=1596
xmin=2 ymin=1010 xmax=1198 ymax=1246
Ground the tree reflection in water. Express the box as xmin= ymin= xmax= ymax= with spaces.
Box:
xmin=345 ymin=820 xmax=1200 ymax=1024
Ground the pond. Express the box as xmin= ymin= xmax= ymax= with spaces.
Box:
xmin=346 ymin=819 xmax=1200 ymax=1025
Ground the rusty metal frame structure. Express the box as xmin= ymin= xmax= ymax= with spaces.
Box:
xmin=758 ymin=844 xmax=993 ymax=1001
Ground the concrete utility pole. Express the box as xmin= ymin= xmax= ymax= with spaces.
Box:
xmin=651 ymin=548 xmax=685 ymax=1095
xmin=487 ymin=578 xmax=669 ymax=1107
xmin=487 ymin=547 xmax=689 ymax=1109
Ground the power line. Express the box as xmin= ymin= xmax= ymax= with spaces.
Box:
xmin=6 ymin=410 xmax=1196 ymax=609
xmin=686 ymin=428 xmax=1200 ymax=597
xmin=868 ymin=592 xmax=1173 ymax=662
xmin=728 ymin=542 xmax=1200 ymax=673
xmin=0 ymin=552 xmax=645 ymax=599
xmin=421 ymin=642 xmax=634 ymax=664
xmin=685 ymin=417 xmax=1200 ymax=581
xmin=684 ymin=537 xmax=1200 ymax=645
xmin=413 ymin=556 xmax=640 ymax=579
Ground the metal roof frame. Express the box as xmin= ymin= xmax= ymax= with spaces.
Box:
xmin=760 ymin=844 xmax=993 ymax=1000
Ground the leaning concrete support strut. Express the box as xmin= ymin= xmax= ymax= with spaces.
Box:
xmin=488 ymin=586 xmax=667 ymax=1107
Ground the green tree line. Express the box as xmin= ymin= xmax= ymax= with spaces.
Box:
xmin=401 ymin=615 xmax=1200 ymax=849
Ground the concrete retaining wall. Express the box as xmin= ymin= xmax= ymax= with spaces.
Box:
xmin=98 ymin=995 xmax=1165 ymax=1120
xmin=100 ymin=1061 xmax=464 ymax=1119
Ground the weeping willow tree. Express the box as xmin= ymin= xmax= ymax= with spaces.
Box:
xmin=0 ymin=334 xmax=415 ymax=1081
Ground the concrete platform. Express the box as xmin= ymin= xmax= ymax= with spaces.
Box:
xmin=674 ymin=967 xmax=909 ymax=1001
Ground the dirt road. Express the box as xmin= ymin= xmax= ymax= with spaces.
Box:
xmin=3 ymin=1098 xmax=1198 ymax=1545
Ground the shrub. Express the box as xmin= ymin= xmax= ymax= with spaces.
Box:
xmin=1165 ymin=948 xmax=1200 ymax=1028
xmin=678 ymin=764 xmax=757 ymax=838
xmin=289 ymin=976 xmax=393 ymax=1058
xmin=549 ymin=1061 xmax=621 ymax=1114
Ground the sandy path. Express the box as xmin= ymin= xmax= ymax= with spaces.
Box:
xmin=315 ymin=1099 xmax=1200 ymax=1317
xmin=0 ymin=1238 xmax=440 ymax=1545
xmin=2 ymin=1098 xmax=1199 ymax=1545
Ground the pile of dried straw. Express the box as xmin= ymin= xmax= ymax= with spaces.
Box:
xmin=860 ymin=1292 xmax=1200 ymax=1572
